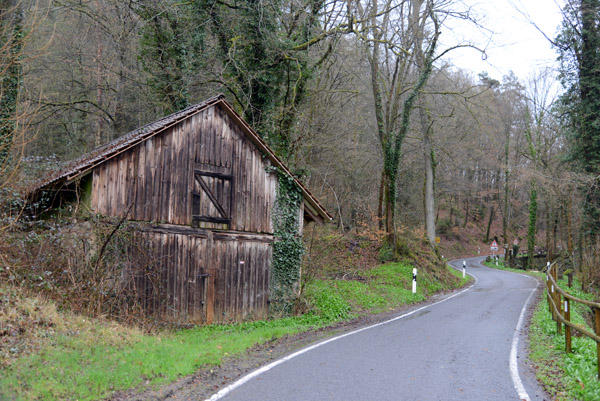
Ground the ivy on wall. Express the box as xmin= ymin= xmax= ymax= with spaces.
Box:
xmin=269 ymin=168 xmax=304 ymax=315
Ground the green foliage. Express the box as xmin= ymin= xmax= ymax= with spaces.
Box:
xmin=270 ymin=170 xmax=304 ymax=315
xmin=304 ymin=280 xmax=351 ymax=321
xmin=136 ymin=1 xmax=204 ymax=113
xmin=437 ymin=218 xmax=452 ymax=235
xmin=378 ymin=243 xmax=395 ymax=263
xmin=187 ymin=0 xmax=325 ymax=161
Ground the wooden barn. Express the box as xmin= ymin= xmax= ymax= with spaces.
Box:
xmin=31 ymin=95 xmax=331 ymax=323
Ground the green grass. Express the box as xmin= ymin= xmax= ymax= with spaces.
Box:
xmin=529 ymin=279 xmax=600 ymax=401
xmin=485 ymin=257 xmax=600 ymax=399
xmin=307 ymin=263 xmax=423 ymax=316
xmin=0 ymin=315 xmax=327 ymax=401
xmin=482 ymin=257 xmax=545 ymax=278
xmin=307 ymin=261 xmax=470 ymax=316
xmin=0 ymin=262 xmax=467 ymax=400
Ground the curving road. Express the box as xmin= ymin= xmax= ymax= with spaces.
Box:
xmin=207 ymin=256 xmax=548 ymax=401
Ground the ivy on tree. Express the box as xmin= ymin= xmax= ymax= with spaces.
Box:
xmin=0 ymin=2 xmax=23 ymax=176
xmin=556 ymin=0 xmax=600 ymax=237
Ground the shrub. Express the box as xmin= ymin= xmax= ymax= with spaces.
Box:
xmin=378 ymin=243 xmax=395 ymax=263
xmin=437 ymin=218 xmax=452 ymax=235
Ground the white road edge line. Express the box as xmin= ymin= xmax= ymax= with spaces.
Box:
xmin=205 ymin=262 xmax=477 ymax=401
xmin=509 ymin=272 xmax=539 ymax=401
xmin=478 ymin=258 xmax=539 ymax=401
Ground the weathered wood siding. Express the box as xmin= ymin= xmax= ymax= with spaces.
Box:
xmin=130 ymin=230 xmax=211 ymax=322
xmin=130 ymin=227 xmax=271 ymax=323
xmin=91 ymin=105 xmax=278 ymax=234
xmin=88 ymin=103 xmax=285 ymax=322
xmin=211 ymin=232 xmax=271 ymax=322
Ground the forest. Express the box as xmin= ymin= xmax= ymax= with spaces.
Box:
xmin=1 ymin=0 xmax=600 ymax=299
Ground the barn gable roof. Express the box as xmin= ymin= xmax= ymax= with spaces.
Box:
xmin=31 ymin=95 xmax=332 ymax=222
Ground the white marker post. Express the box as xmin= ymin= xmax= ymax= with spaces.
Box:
xmin=412 ymin=268 xmax=417 ymax=294
xmin=462 ymin=261 xmax=466 ymax=278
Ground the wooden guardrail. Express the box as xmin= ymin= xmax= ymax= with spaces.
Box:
xmin=546 ymin=263 xmax=600 ymax=379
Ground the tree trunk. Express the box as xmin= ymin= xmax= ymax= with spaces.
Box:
xmin=553 ymin=209 xmax=559 ymax=258
xmin=485 ymin=205 xmax=494 ymax=244
xmin=502 ymin=127 xmax=511 ymax=261
xmin=368 ymin=0 xmax=388 ymax=234
xmin=94 ymin=0 xmax=104 ymax=147
xmin=463 ymin=197 xmax=469 ymax=228
xmin=567 ymin=194 xmax=574 ymax=254
xmin=377 ymin=170 xmax=385 ymax=230
xmin=546 ymin=206 xmax=552 ymax=262
xmin=421 ymin=103 xmax=435 ymax=246
xmin=527 ymin=181 xmax=537 ymax=269
xmin=384 ymin=171 xmax=395 ymax=243
xmin=0 ymin=1 xmax=22 ymax=175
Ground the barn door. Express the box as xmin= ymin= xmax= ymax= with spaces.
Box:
xmin=192 ymin=169 xmax=232 ymax=228
xmin=186 ymin=235 xmax=212 ymax=323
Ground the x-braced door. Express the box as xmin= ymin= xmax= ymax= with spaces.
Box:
xmin=192 ymin=169 xmax=233 ymax=228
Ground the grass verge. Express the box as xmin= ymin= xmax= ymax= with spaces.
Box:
xmin=482 ymin=258 xmax=545 ymax=279
xmin=1 ymin=261 xmax=468 ymax=400
xmin=485 ymin=258 xmax=600 ymax=400
xmin=530 ymin=281 xmax=600 ymax=401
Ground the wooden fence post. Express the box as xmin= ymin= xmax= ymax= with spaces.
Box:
xmin=565 ymin=298 xmax=571 ymax=353
xmin=549 ymin=281 xmax=555 ymax=321
xmin=547 ymin=273 xmax=551 ymax=314
xmin=556 ymin=292 xmax=562 ymax=335
xmin=552 ymin=265 xmax=559 ymax=324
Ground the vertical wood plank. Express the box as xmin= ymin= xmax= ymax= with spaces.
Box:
xmin=230 ymin=240 xmax=238 ymax=321
xmin=143 ymin=138 xmax=153 ymax=221
xmin=187 ymin=236 xmax=195 ymax=319
xmin=151 ymin=135 xmax=162 ymax=222
xmin=158 ymin=133 xmax=168 ymax=223
xmin=91 ymin=168 xmax=99 ymax=213
xmin=206 ymin=232 xmax=215 ymax=323
xmin=115 ymin=154 xmax=124 ymax=214
xmin=127 ymin=150 xmax=136 ymax=214
xmin=215 ymin=108 xmax=222 ymax=167
xmin=206 ymin=107 xmax=214 ymax=165
xmin=134 ymin=143 xmax=145 ymax=220
xmin=181 ymin=118 xmax=192 ymax=225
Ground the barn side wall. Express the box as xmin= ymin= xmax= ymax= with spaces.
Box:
xmin=132 ymin=226 xmax=272 ymax=323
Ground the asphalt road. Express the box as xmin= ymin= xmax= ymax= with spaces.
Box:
xmin=207 ymin=256 xmax=548 ymax=401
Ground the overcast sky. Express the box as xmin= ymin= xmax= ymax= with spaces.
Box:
xmin=440 ymin=0 xmax=565 ymax=83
